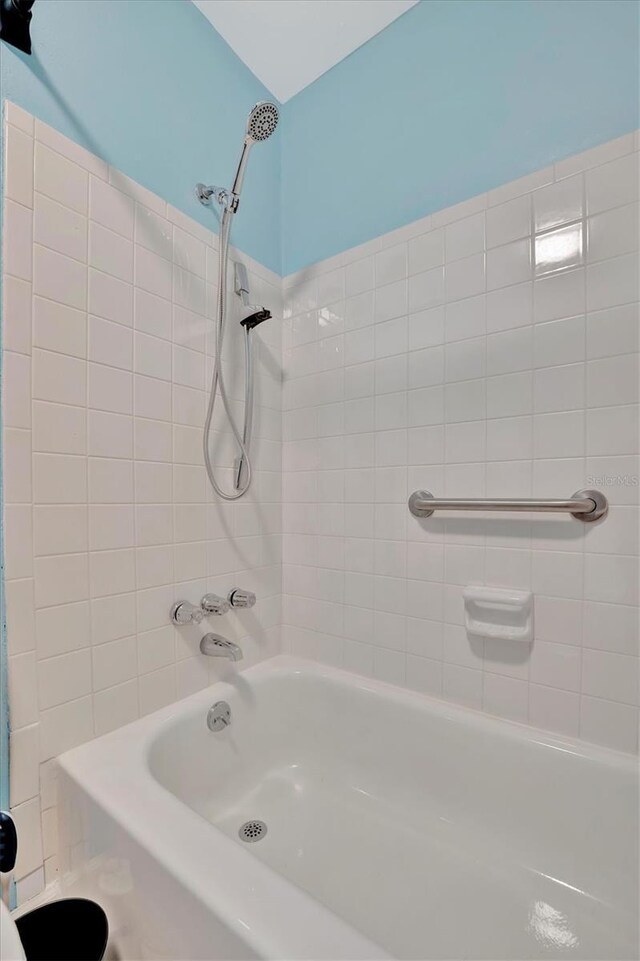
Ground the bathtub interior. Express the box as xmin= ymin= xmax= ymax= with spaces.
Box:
xmin=147 ymin=665 xmax=639 ymax=959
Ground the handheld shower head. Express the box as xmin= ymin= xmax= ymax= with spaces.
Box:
xmin=246 ymin=101 xmax=279 ymax=143
xmin=196 ymin=101 xmax=279 ymax=212
xmin=230 ymin=101 xmax=279 ymax=203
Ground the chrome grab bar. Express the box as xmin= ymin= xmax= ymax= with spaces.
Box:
xmin=408 ymin=489 xmax=608 ymax=523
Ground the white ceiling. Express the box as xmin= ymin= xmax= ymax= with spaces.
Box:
xmin=192 ymin=0 xmax=418 ymax=102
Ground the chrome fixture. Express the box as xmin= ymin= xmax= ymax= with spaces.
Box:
xmin=170 ymin=600 xmax=204 ymax=626
xmin=195 ymin=184 xmax=229 ymax=207
xmin=200 ymin=633 xmax=243 ymax=661
xmin=234 ymin=260 xmax=251 ymax=303
xmin=228 ymin=588 xmax=256 ymax=609
xmin=197 ymin=102 xmax=279 ymax=501
xmin=201 ymin=593 xmax=231 ymax=616
xmin=408 ymin=488 xmax=608 ymax=523
xmin=196 ymin=102 xmax=279 ymax=214
xmin=207 ymin=701 xmax=231 ymax=731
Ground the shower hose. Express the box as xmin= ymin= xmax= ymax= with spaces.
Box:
xmin=203 ymin=206 xmax=253 ymax=500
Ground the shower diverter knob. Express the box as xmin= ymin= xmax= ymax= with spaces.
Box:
xmin=228 ymin=588 xmax=256 ymax=609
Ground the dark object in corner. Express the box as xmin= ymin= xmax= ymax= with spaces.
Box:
xmin=241 ymin=307 xmax=272 ymax=330
xmin=0 ymin=811 xmax=18 ymax=872
xmin=15 ymin=899 xmax=109 ymax=961
xmin=0 ymin=0 xmax=35 ymax=55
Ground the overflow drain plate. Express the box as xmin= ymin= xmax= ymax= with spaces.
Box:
xmin=239 ymin=820 xmax=267 ymax=842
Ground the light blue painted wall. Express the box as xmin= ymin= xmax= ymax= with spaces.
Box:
xmin=0 ymin=0 xmax=281 ymax=272
xmin=281 ymin=0 xmax=640 ymax=275
xmin=1 ymin=0 xmax=638 ymax=274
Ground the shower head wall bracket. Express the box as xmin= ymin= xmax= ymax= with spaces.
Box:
xmin=196 ymin=183 xmax=235 ymax=210
xmin=235 ymin=263 xmax=271 ymax=328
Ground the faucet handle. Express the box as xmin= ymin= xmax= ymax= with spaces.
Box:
xmin=228 ymin=588 xmax=256 ymax=609
xmin=171 ymin=600 xmax=204 ymax=626
xmin=201 ymin=593 xmax=231 ymax=616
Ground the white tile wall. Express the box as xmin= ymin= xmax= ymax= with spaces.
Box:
xmin=2 ymin=104 xmax=282 ymax=897
xmin=281 ymin=131 xmax=640 ymax=756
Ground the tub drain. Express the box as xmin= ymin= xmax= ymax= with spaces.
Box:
xmin=239 ymin=820 xmax=267 ymax=842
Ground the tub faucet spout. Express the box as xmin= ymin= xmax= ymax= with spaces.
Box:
xmin=200 ymin=633 xmax=243 ymax=661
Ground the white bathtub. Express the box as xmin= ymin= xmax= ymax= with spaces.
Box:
xmin=57 ymin=656 xmax=638 ymax=960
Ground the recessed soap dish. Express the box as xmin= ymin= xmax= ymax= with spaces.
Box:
xmin=463 ymin=586 xmax=533 ymax=643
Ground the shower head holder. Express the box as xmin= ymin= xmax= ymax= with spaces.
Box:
xmin=196 ymin=183 xmax=236 ymax=210
xmin=240 ymin=308 xmax=271 ymax=330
